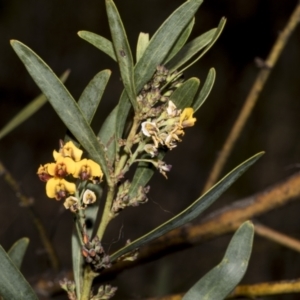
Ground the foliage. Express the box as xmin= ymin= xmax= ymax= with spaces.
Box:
xmin=0 ymin=0 xmax=264 ymax=299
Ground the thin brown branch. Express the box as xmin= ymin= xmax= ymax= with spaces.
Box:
xmin=144 ymin=279 xmax=300 ymax=299
xmin=254 ymin=222 xmax=300 ymax=253
xmin=100 ymin=172 xmax=300 ymax=280
xmin=202 ymin=2 xmax=300 ymax=193
xmin=0 ymin=161 xmax=60 ymax=271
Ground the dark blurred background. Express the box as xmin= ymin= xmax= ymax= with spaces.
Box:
xmin=1 ymin=0 xmax=300 ymax=299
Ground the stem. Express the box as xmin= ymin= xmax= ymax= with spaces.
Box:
xmin=80 ymin=266 xmax=97 ymax=300
xmin=115 ymin=115 xmax=141 ymax=176
xmin=202 ymin=2 xmax=300 ymax=193
xmin=96 ymin=187 xmax=115 ymax=240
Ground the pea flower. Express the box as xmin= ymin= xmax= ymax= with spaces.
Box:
xmin=47 ymin=157 xmax=76 ymax=178
xmin=53 ymin=141 xmax=83 ymax=162
xmin=64 ymin=196 xmax=79 ymax=212
xmin=46 ymin=178 xmax=76 ymax=200
xmin=37 ymin=164 xmax=52 ymax=182
xmin=73 ymin=159 xmax=103 ymax=181
xmin=179 ymin=108 xmax=196 ymax=128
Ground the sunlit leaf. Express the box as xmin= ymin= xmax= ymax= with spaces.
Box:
xmin=106 ymin=0 xmax=137 ymax=110
xmin=136 ymin=32 xmax=149 ymax=63
xmin=183 ymin=221 xmax=254 ymax=300
xmin=11 ymin=40 xmax=111 ymax=184
xmin=0 ymin=70 xmax=70 ymax=141
xmin=0 ymin=245 xmax=38 ymax=300
xmin=77 ymin=31 xmax=117 ymax=61
xmin=111 ymin=152 xmax=263 ymax=261
xmin=193 ymin=68 xmax=215 ymax=112
xmin=170 ymin=77 xmax=200 ymax=109
xmin=7 ymin=238 xmax=29 ymax=270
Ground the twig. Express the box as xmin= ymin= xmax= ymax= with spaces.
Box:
xmin=0 ymin=160 xmax=60 ymax=271
xmin=100 ymin=172 xmax=300 ymax=279
xmin=202 ymin=2 xmax=300 ymax=192
xmin=254 ymin=222 xmax=300 ymax=253
xmin=144 ymin=279 xmax=300 ymax=299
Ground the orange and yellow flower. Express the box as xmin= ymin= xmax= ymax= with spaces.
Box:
xmin=53 ymin=141 xmax=83 ymax=162
xmin=179 ymin=108 xmax=196 ymax=128
xmin=73 ymin=159 xmax=103 ymax=181
xmin=46 ymin=178 xmax=76 ymax=200
xmin=47 ymin=157 xmax=76 ymax=178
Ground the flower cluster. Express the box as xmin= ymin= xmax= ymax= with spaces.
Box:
xmin=140 ymin=100 xmax=196 ymax=177
xmin=37 ymin=141 xmax=103 ymax=203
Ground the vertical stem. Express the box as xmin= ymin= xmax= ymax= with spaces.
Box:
xmin=80 ymin=266 xmax=97 ymax=300
xmin=96 ymin=187 xmax=115 ymax=240
xmin=202 ymin=2 xmax=300 ymax=193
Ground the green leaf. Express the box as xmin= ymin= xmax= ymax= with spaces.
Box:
xmin=134 ymin=0 xmax=203 ymax=92
xmin=78 ymin=69 xmax=111 ymax=124
xmin=111 ymin=152 xmax=263 ymax=262
xmin=106 ymin=0 xmax=137 ymax=110
xmin=11 ymin=40 xmax=111 ymax=184
xmin=192 ymin=68 xmax=215 ymax=112
xmin=166 ymin=28 xmax=216 ymax=72
xmin=180 ymin=17 xmax=226 ymax=73
xmin=77 ymin=31 xmax=117 ymax=61
xmin=71 ymin=232 xmax=83 ymax=299
xmin=128 ymin=150 xmax=166 ymax=198
xmin=183 ymin=221 xmax=254 ymax=300
xmin=97 ymin=105 xmax=118 ymax=164
xmin=163 ymin=18 xmax=195 ymax=64
xmin=7 ymin=238 xmax=29 ymax=270
xmin=170 ymin=77 xmax=200 ymax=109
xmin=0 ymin=70 xmax=70 ymax=141
xmin=116 ymin=0 xmax=203 ymax=141
xmin=0 ymin=245 xmax=38 ymax=300
xmin=136 ymin=32 xmax=149 ymax=63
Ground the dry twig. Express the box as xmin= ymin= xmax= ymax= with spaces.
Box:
xmin=202 ymin=2 xmax=300 ymax=192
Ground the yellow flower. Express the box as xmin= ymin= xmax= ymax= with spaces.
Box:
xmin=46 ymin=178 xmax=76 ymax=200
xmin=37 ymin=164 xmax=52 ymax=182
xmin=73 ymin=159 xmax=103 ymax=181
xmin=53 ymin=141 xmax=83 ymax=162
xmin=47 ymin=157 xmax=76 ymax=178
xmin=179 ymin=108 xmax=196 ymax=128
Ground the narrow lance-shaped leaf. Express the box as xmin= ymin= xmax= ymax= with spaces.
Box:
xmin=111 ymin=152 xmax=263 ymax=261
xmin=0 ymin=245 xmax=38 ymax=300
xmin=78 ymin=69 xmax=111 ymax=124
xmin=0 ymin=70 xmax=70 ymax=141
xmin=71 ymin=233 xmax=83 ymax=299
xmin=8 ymin=238 xmax=29 ymax=270
xmin=134 ymin=0 xmax=203 ymax=91
xmin=163 ymin=18 xmax=195 ymax=64
xmin=136 ymin=32 xmax=149 ymax=63
xmin=170 ymin=77 xmax=200 ymax=109
xmin=116 ymin=0 xmax=203 ymax=141
xmin=106 ymin=0 xmax=137 ymax=110
xmin=183 ymin=221 xmax=254 ymax=300
xmin=97 ymin=105 xmax=118 ymax=164
xmin=77 ymin=31 xmax=117 ymax=61
xmin=11 ymin=40 xmax=111 ymax=185
xmin=180 ymin=17 xmax=226 ymax=73
xmin=166 ymin=28 xmax=216 ymax=72
xmin=192 ymin=68 xmax=216 ymax=112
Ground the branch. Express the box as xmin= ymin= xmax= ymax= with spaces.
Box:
xmin=144 ymin=279 xmax=300 ymax=299
xmin=202 ymin=2 xmax=300 ymax=192
xmin=0 ymin=160 xmax=60 ymax=271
